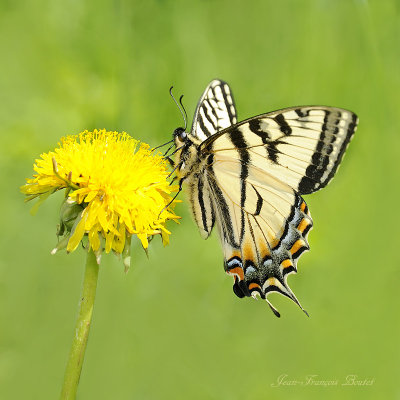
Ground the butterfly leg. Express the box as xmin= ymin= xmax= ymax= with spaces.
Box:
xmin=158 ymin=177 xmax=184 ymax=218
xmin=169 ymin=175 xmax=178 ymax=185
xmin=165 ymin=156 xmax=175 ymax=168
xmin=167 ymin=161 xmax=183 ymax=179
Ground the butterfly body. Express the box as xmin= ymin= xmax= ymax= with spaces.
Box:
xmin=172 ymin=80 xmax=358 ymax=317
xmin=173 ymin=129 xmax=203 ymax=181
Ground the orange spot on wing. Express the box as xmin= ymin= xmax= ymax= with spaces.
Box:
xmin=300 ymin=202 xmax=306 ymax=212
xmin=290 ymin=240 xmax=304 ymax=255
xmin=297 ymin=219 xmax=309 ymax=233
xmin=228 ymin=266 xmax=244 ymax=281
xmin=281 ymin=259 xmax=293 ymax=269
xmin=249 ymin=283 xmax=261 ymax=290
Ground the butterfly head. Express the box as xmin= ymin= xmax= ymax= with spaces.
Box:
xmin=173 ymin=127 xmax=188 ymax=145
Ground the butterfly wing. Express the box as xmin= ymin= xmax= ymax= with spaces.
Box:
xmin=186 ymin=174 xmax=216 ymax=239
xmin=191 ymin=79 xmax=237 ymax=141
xmin=201 ymin=106 xmax=358 ymax=194
xmin=194 ymin=106 xmax=357 ymax=315
xmin=203 ymin=159 xmax=312 ymax=317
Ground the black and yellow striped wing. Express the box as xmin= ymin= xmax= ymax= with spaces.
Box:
xmin=191 ymin=79 xmax=237 ymax=141
xmin=201 ymin=106 xmax=358 ymax=194
xmin=193 ymin=106 xmax=357 ymax=316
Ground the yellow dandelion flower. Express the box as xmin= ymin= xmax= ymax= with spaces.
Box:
xmin=21 ymin=129 xmax=180 ymax=266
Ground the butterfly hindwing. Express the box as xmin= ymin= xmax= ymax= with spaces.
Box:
xmin=205 ymin=155 xmax=312 ymax=316
xmin=187 ymin=174 xmax=215 ymax=239
xmin=191 ymin=79 xmax=237 ymax=141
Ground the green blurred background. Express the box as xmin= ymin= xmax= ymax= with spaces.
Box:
xmin=1 ymin=0 xmax=399 ymax=399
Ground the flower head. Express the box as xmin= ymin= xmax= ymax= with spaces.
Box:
xmin=21 ymin=129 xmax=180 ymax=266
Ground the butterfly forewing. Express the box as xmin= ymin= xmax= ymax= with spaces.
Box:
xmin=191 ymin=79 xmax=237 ymax=141
xmin=202 ymin=106 xmax=358 ymax=194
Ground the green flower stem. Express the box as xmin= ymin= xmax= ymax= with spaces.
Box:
xmin=60 ymin=250 xmax=99 ymax=400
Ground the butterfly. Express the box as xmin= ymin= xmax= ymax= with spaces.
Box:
xmin=170 ymin=79 xmax=358 ymax=317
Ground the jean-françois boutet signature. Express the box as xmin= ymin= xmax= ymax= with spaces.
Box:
xmin=271 ymin=374 xmax=374 ymax=387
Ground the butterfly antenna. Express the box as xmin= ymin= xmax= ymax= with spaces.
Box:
xmin=170 ymin=86 xmax=187 ymax=130
xmin=179 ymin=94 xmax=188 ymax=131
xmin=152 ymin=139 xmax=174 ymax=151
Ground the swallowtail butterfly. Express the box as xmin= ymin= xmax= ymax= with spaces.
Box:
xmin=171 ymin=79 xmax=357 ymax=317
